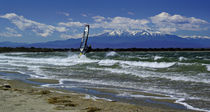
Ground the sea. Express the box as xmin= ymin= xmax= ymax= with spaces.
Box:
xmin=0 ymin=51 xmax=210 ymax=111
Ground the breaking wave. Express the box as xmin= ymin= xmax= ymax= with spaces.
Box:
xmin=106 ymin=51 xmax=117 ymax=57
xmin=98 ymin=59 xmax=175 ymax=68
xmin=154 ymin=56 xmax=163 ymax=60
xmin=1 ymin=51 xmax=210 ymax=112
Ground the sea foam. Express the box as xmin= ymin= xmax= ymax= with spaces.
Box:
xmin=98 ymin=59 xmax=175 ymax=68
xmin=175 ymin=98 xmax=209 ymax=112
xmin=106 ymin=51 xmax=117 ymax=57
xmin=154 ymin=56 xmax=163 ymax=60
xmin=179 ymin=57 xmax=187 ymax=61
xmin=206 ymin=65 xmax=210 ymax=71
xmin=121 ymin=61 xmax=175 ymax=68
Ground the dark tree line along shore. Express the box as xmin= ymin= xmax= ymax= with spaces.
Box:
xmin=0 ymin=47 xmax=210 ymax=53
xmin=0 ymin=47 xmax=69 ymax=53
xmin=70 ymin=48 xmax=210 ymax=52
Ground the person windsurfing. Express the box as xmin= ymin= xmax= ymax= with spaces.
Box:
xmin=79 ymin=24 xmax=91 ymax=56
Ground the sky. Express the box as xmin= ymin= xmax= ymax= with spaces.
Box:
xmin=0 ymin=0 xmax=210 ymax=43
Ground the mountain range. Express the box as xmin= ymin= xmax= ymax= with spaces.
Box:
xmin=0 ymin=30 xmax=210 ymax=48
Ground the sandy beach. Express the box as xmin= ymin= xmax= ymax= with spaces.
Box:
xmin=0 ymin=78 xmax=196 ymax=112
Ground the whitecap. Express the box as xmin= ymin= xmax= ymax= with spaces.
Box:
xmin=97 ymin=59 xmax=175 ymax=68
xmin=179 ymin=57 xmax=187 ymax=61
xmin=121 ymin=61 xmax=175 ymax=68
xmin=98 ymin=59 xmax=118 ymax=66
xmin=106 ymin=51 xmax=117 ymax=57
xmin=206 ymin=65 xmax=210 ymax=71
xmin=154 ymin=56 xmax=163 ymax=60
xmin=87 ymin=67 xmax=210 ymax=84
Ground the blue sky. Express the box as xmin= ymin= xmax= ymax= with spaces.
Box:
xmin=0 ymin=0 xmax=210 ymax=43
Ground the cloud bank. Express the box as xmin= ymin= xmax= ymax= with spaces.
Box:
xmin=0 ymin=27 xmax=22 ymax=37
xmin=0 ymin=13 xmax=67 ymax=37
xmin=0 ymin=12 xmax=209 ymax=39
xmin=150 ymin=12 xmax=208 ymax=33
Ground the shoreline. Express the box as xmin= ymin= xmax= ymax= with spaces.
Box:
xmin=0 ymin=78 xmax=196 ymax=112
xmin=0 ymin=51 xmax=209 ymax=112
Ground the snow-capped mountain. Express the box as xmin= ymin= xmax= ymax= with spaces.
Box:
xmin=101 ymin=30 xmax=165 ymax=37
xmin=88 ymin=30 xmax=210 ymax=48
xmin=0 ymin=30 xmax=210 ymax=48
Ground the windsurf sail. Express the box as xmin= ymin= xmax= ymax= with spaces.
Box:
xmin=80 ymin=25 xmax=90 ymax=55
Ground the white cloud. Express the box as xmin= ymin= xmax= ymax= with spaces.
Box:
xmin=68 ymin=18 xmax=73 ymax=21
xmin=158 ymin=27 xmax=177 ymax=34
xmin=60 ymin=33 xmax=82 ymax=39
xmin=55 ymin=27 xmax=67 ymax=32
xmin=92 ymin=16 xmax=106 ymax=22
xmin=0 ymin=32 xmax=22 ymax=37
xmin=90 ymin=13 xmax=208 ymax=36
xmin=6 ymin=27 xmax=18 ymax=33
xmin=180 ymin=35 xmax=210 ymax=39
xmin=81 ymin=14 xmax=87 ymax=17
xmin=58 ymin=21 xmax=84 ymax=27
xmin=57 ymin=12 xmax=70 ymax=17
xmin=150 ymin=12 xmax=208 ymax=33
xmin=0 ymin=12 xmax=209 ymax=39
xmin=0 ymin=13 xmax=67 ymax=37
xmin=0 ymin=27 xmax=22 ymax=37
xmin=91 ymin=16 xmax=150 ymax=31
xmin=128 ymin=11 xmax=135 ymax=15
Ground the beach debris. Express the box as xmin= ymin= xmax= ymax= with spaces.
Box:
xmin=13 ymin=88 xmax=24 ymax=92
xmin=27 ymin=89 xmax=51 ymax=95
xmin=48 ymin=96 xmax=77 ymax=110
xmin=85 ymin=107 xmax=101 ymax=112
xmin=54 ymin=106 xmax=67 ymax=110
xmin=48 ymin=96 xmax=72 ymax=104
xmin=27 ymin=89 xmax=36 ymax=94
xmin=3 ymin=84 xmax=11 ymax=88
xmin=38 ymin=90 xmax=51 ymax=95
xmin=0 ymin=84 xmax=11 ymax=90
xmin=64 ymin=103 xmax=76 ymax=107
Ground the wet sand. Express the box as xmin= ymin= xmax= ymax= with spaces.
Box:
xmin=0 ymin=79 xmax=196 ymax=112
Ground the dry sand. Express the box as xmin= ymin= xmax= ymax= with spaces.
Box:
xmin=0 ymin=79 xmax=196 ymax=112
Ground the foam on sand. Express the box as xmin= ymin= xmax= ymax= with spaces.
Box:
xmin=84 ymin=94 xmax=113 ymax=101
xmin=119 ymin=92 xmax=210 ymax=112
xmin=55 ymin=77 xmax=210 ymax=112
xmin=175 ymin=98 xmax=209 ymax=112
xmin=117 ymin=92 xmax=175 ymax=100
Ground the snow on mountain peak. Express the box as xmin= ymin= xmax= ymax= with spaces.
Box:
xmin=105 ymin=30 xmax=164 ymax=37
xmin=109 ymin=30 xmax=124 ymax=36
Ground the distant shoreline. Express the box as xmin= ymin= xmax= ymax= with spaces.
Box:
xmin=0 ymin=47 xmax=210 ymax=53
